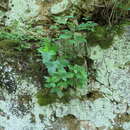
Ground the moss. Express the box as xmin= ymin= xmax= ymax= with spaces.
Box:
xmin=113 ymin=113 xmax=130 ymax=129
xmin=0 ymin=41 xmax=44 ymax=86
xmin=87 ymin=24 xmax=125 ymax=49
xmin=0 ymin=40 xmax=20 ymax=49
xmin=39 ymin=114 xmax=44 ymax=122
xmin=81 ymin=91 xmax=104 ymax=101
xmin=36 ymin=89 xmax=74 ymax=106
xmin=30 ymin=113 xmax=36 ymax=123
xmin=56 ymin=114 xmax=79 ymax=130
xmin=36 ymin=90 xmax=58 ymax=106
xmin=18 ymin=94 xmax=32 ymax=104
xmin=87 ymin=26 xmax=114 ymax=49
xmin=115 ymin=113 xmax=130 ymax=123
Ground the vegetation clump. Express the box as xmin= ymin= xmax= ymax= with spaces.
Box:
xmin=37 ymin=16 xmax=99 ymax=97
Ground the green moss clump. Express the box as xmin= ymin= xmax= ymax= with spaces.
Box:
xmin=36 ymin=89 xmax=74 ymax=106
xmin=87 ymin=26 xmax=114 ymax=49
xmin=0 ymin=40 xmax=20 ymax=49
xmin=0 ymin=40 xmax=44 ymax=85
xmin=125 ymin=61 xmax=130 ymax=66
xmin=87 ymin=25 xmax=124 ymax=49
xmin=36 ymin=90 xmax=58 ymax=106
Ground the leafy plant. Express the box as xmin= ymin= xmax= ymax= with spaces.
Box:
xmin=53 ymin=17 xmax=97 ymax=59
xmin=37 ymin=16 xmax=99 ymax=97
xmin=45 ymin=64 xmax=87 ymax=97
xmin=38 ymin=38 xmax=87 ymax=97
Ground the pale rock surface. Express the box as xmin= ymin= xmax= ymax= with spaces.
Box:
xmin=0 ymin=0 xmax=130 ymax=130
xmin=6 ymin=0 xmax=39 ymax=24
xmin=50 ymin=0 xmax=71 ymax=14
xmin=0 ymin=32 xmax=130 ymax=129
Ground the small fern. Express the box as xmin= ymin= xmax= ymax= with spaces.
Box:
xmin=38 ymin=38 xmax=87 ymax=97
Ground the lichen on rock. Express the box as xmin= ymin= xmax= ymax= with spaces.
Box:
xmin=0 ymin=0 xmax=130 ymax=130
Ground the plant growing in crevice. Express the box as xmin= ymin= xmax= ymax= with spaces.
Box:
xmin=37 ymin=16 xmax=99 ymax=97
xmin=38 ymin=38 xmax=87 ymax=97
xmin=51 ymin=16 xmax=97 ymax=59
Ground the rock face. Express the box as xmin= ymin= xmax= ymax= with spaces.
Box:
xmin=0 ymin=0 xmax=130 ymax=130
xmin=50 ymin=0 xmax=72 ymax=14
xmin=6 ymin=0 xmax=39 ymax=24
xmin=0 ymin=29 xmax=130 ymax=130
xmin=0 ymin=0 xmax=101 ymax=26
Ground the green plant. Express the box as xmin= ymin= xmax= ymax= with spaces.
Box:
xmin=0 ymin=21 xmax=45 ymax=51
xmin=52 ymin=16 xmax=97 ymax=59
xmin=0 ymin=28 xmax=42 ymax=42
xmin=38 ymin=38 xmax=87 ymax=97
xmin=0 ymin=20 xmax=45 ymax=43
xmin=44 ymin=64 xmax=87 ymax=97
xmin=37 ymin=16 xmax=99 ymax=97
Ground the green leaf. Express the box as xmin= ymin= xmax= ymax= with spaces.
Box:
xmin=76 ymin=21 xmax=97 ymax=31
xmin=68 ymin=39 xmax=76 ymax=44
xmin=50 ymin=76 xmax=60 ymax=83
xmin=66 ymin=72 xmax=74 ymax=78
xmin=50 ymin=25 xmax=59 ymax=29
xmin=65 ymin=15 xmax=75 ymax=19
xmin=74 ymin=33 xmax=87 ymax=43
xmin=58 ymin=59 xmax=69 ymax=66
xmin=57 ymin=82 xmax=67 ymax=88
xmin=39 ymin=51 xmax=55 ymax=64
xmin=47 ymin=60 xmax=60 ymax=74
xmin=59 ymin=32 xmax=73 ymax=39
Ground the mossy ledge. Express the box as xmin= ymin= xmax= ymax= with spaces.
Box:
xmin=0 ymin=40 xmax=45 ymax=85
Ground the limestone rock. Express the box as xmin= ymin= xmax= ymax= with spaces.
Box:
xmin=50 ymin=0 xmax=71 ymax=14
xmin=5 ymin=0 xmax=39 ymax=24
